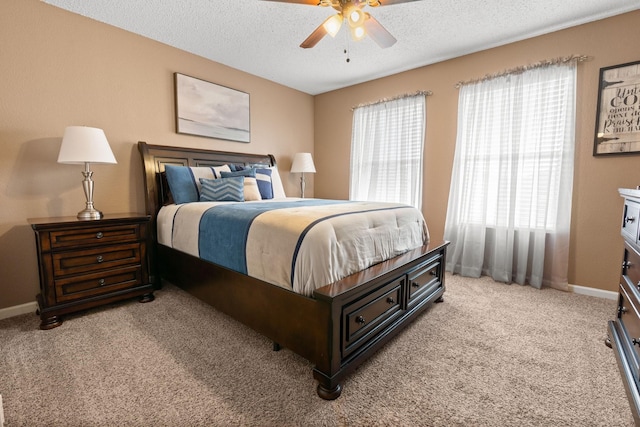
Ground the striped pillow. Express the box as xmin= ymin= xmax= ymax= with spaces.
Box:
xmin=254 ymin=168 xmax=274 ymax=199
xmin=199 ymin=177 xmax=244 ymax=202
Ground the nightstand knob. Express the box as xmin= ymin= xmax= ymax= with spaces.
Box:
xmin=633 ymin=338 xmax=640 ymax=347
xmin=96 ymin=255 xmax=104 ymax=263
xmin=98 ymin=279 xmax=105 ymax=286
xmin=356 ymin=316 xmax=366 ymax=325
xmin=626 ymin=216 xmax=636 ymax=224
xmin=96 ymin=232 xmax=104 ymax=239
xmin=387 ymin=297 xmax=395 ymax=304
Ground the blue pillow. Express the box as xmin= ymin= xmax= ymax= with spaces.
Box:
xmin=199 ymin=177 xmax=244 ymax=202
xmin=254 ymin=168 xmax=273 ymax=199
xmin=220 ymin=169 xmax=256 ymax=178
xmin=164 ymin=165 xmax=231 ymax=204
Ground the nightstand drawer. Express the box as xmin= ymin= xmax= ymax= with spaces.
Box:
xmin=55 ymin=266 xmax=143 ymax=302
xmin=52 ymin=243 xmax=141 ymax=277
xmin=49 ymin=224 xmax=142 ymax=250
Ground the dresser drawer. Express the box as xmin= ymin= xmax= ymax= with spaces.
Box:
xmin=624 ymin=242 xmax=640 ymax=288
xmin=52 ymin=243 xmax=141 ymax=277
xmin=623 ymin=200 xmax=640 ymax=244
xmin=49 ymin=224 xmax=142 ymax=250
xmin=619 ymin=277 xmax=640 ymax=381
xmin=407 ymin=255 xmax=443 ymax=307
xmin=55 ymin=266 xmax=143 ymax=303
xmin=342 ymin=276 xmax=404 ymax=358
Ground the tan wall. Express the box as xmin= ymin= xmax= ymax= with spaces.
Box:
xmin=0 ymin=0 xmax=314 ymax=309
xmin=314 ymin=10 xmax=640 ymax=293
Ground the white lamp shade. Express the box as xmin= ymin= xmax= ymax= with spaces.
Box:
xmin=58 ymin=126 xmax=117 ymax=164
xmin=290 ymin=153 xmax=316 ymax=173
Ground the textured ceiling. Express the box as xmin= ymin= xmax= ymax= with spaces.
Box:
xmin=43 ymin=0 xmax=640 ymax=95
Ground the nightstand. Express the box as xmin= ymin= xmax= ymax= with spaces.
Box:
xmin=29 ymin=213 xmax=155 ymax=330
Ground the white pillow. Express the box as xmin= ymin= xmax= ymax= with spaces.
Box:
xmin=243 ymin=177 xmax=262 ymax=201
xmin=269 ymin=166 xmax=287 ymax=199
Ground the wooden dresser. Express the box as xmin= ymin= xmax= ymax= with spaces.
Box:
xmin=29 ymin=213 xmax=155 ymax=330
xmin=609 ymin=188 xmax=640 ymax=424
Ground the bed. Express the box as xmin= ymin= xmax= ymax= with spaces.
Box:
xmin=138 ymin=141 xmax=448 ymax=399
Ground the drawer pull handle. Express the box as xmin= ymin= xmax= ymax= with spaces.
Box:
xmin=98 ymin=279 xmax=106 ymax=286
xmin=412 ymin=282 xmax=420 ymax=288
xmin=96 ymin=232 xmax=104 ymax=239
xmin=626 ymin=216 xmax=636 ymax=223
xmin=356 ymin=316 xmax=366 ymax=325
xmin=96 ymin=255 xmax=104 ymax=263
xmin=623 ymin=260 xmax=631 ymax=269
xmin=429 ymin=270 xmax=437 ymax=276
xmin=633 ymin=338 xmax=640 ymax=347
xmin=387 ymin=297 xmax=395 ymax=304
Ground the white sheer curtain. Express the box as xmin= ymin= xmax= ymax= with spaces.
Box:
xmin=444 ymin=62 xmax=576 ymax=290
xmin=350 ymin=94 xmax=426 ymax=209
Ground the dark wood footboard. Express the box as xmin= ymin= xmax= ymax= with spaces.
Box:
xmin=157 ymin=240 xmax=447 ymax=399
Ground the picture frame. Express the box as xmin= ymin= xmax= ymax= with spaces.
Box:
xmin=593 ymin=60 xmax=640 ymax=156
xmin=174 ymin=73 xmax=250 ymax=143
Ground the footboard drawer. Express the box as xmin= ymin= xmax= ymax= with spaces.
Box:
xmin=407 ymin=253 xmax=444 ymax=308
xmin=342 ymin=276 xmax=404 ymax=358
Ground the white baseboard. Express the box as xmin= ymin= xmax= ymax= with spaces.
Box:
xmin=569 ymin=284 xmax=618 ymax=300
xmin=0 ymin=301 xmax=38 ymax=321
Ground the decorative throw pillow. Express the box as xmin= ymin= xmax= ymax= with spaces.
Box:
xmin=254 ymin=168 xmax=273 ymax=199
xmin=269 ymin=166 xmax=287 ymax=199
xmin=164 ymin=164 xmax=231 ymax=204
xmin=243 ymin=177 xmax=262 ymax=201
xmin=199 ymin=177 xmax=244 ymax=202
xmin=220 ymin=169 xmax=256 ymax=179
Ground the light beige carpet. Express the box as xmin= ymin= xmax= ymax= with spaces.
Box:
xmin=0 ymin=273 xmax=634 ymax=426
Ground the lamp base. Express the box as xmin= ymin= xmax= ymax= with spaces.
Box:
xmin=77 ymin=207 xmax=103 ymax=220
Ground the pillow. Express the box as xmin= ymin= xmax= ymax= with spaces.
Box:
xmin=269 ymin=166 xmax=287 ymax=199
xmin=220 ymin=169 xmax=256 ymax=179
xmin=199 ymin=177 xmax=244 ymax=202
xmin=254 ymin=168 xmax=274 ymax=199
xmin=243 ymin=177 xmax=262 ymax=201
xmin=164 ymin=164 xmax=232 ymax=204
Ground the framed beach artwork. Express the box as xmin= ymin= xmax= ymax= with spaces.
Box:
xmin=593 ymin=60 xmax=640 ymax=156
xmin=174 ymin=73 xmax=250 ymax=143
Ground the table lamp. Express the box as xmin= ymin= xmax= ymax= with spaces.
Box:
xmin=57 ymin=126 xmax=117 ymax=220
xmin=290 ymin=152 xmax=316 ymax=198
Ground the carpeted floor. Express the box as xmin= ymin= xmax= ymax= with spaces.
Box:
xmin=0 ymin=273 xmax=634 ymax=426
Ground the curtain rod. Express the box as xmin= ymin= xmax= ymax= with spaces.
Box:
xmin=351 ymin=90 xmax=432 ymax=111
xmin=454 ymin=54 xmax=591 ymax=89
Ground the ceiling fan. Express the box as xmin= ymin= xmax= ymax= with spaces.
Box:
xmin=263 ymin=0 xmax=420 ymax=49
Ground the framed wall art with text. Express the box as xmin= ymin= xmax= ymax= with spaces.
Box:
xmin=593 ymin=60 xmax=640 ymax=156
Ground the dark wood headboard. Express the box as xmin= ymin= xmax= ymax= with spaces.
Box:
xmin=138 ymin=141 xmax=276 ymax=218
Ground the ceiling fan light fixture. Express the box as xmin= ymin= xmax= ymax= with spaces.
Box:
xmin=345 ymin=5 xmax=365 ymax=28
xmin=350 ymin=25 xmax=366 ymax=41
xmin=323 ymin=14 xmax=343 ymax=37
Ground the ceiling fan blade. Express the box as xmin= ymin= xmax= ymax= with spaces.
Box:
xmin=300 ymin=23 xmax=328 ymax=48
xmin=260 ymin=0 xmax=319 ymax=5
xmin=371 ymin=0 xmax=423 ymax=5
xmin=363 ymin=15 xmax=397 ymax=48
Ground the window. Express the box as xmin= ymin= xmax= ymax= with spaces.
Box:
xmin=349 ymin=94 xmax=426 ymax=209
xmin=444 ymin=62 xmax=576 ymax=289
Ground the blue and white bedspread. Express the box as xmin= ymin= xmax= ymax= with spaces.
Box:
xmin=157 ymin=198 xmax=429 ymax=296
